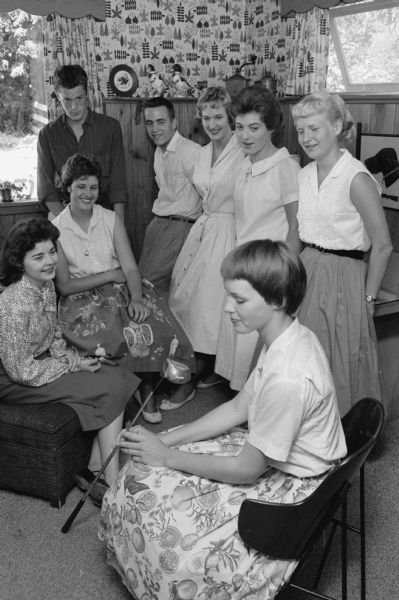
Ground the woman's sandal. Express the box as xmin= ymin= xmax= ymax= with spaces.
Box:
xmin=134 ymin=390 xmax=162 ymax=424
xmin=196 ymin=374 xmax=225 ymax=389
xmin=159 ymin=389 xmax=196 ymax=411
xmin=74 ymin=468 xmax=109 ymax=507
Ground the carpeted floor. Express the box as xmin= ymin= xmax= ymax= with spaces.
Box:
xmin=1 ymin=383 xmax=398 ymax=600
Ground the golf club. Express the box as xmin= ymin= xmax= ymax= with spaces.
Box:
xmin=61 ymin=336 xmax=190 ymax=533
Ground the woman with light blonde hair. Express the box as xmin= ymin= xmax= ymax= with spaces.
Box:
xmin=292 ymin=91 xmax=392 ymax=414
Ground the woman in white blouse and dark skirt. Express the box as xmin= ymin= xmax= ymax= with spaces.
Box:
xmin=292 ymin=92 xmax=392 ymax=415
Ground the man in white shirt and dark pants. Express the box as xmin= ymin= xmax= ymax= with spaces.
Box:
xmin=139 ymin=97 xmax=201 ymax=296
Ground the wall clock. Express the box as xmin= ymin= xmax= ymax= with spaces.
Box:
xmin=108 ymin=65 xmax=138 ymax=97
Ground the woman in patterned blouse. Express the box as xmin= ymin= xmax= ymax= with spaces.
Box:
xmin=0 ymin=219 xmax=139 ymax=495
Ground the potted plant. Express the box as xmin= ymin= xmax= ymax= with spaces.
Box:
xmin=0 ymin=180 xmax=22 ymax=202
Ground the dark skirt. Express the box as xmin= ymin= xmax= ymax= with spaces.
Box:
xmin=0 ymin=360 xmax=140 ymax=431
xmin=58 ymin=281 xmax=196 ymax=375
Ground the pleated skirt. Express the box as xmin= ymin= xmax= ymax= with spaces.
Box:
xmin=297 ymin=246 xmax=384 ymax=415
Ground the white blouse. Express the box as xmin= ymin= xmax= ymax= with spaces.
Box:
xmin=193 ymin=134 xmax=244 ymax=216
xmin=53 ymin=205 xmax=120 ymax=277
xmin=245 ymin=319 xmax=347 ymax=478
xmin=298 ymin=149 xmax=381 ymax=251
xmin=234 ymin=147 xmax=300 ymax=245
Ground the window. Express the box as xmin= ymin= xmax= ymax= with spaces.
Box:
xmin=327 ymin=0 xmax=399 ymax=94
xmin=0 ymin=10 xmax=45 ymax=201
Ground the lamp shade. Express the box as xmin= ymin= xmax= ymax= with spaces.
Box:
xmin=0 ymin=0 xmax=105 ymax=20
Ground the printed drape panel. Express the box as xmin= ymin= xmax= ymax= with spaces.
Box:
xmin=284 ymin=8 xmax=330 ymax=96
xmin=41 ymin=13 xmax=102 ymax=121
xmin=281 ymin=0 xmax=363 ymax=17
xmin=38 ymin=0 xmax=330 ymax=100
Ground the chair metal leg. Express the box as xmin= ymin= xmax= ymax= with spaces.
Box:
xmin=360 ymin=465 xmax=366 ymax=600
xmin=341 ymin=497 xmax=348 ymax=600
xmin=313 ymin=521 xmax=339 ymax=590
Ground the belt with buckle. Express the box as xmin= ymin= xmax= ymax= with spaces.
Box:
xmin=304 ymin=243 xmax=365 ymax=261
xmin=156 ymin=215 xmax=196 ymax=224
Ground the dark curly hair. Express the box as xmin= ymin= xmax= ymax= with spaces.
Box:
xmin=53 ymin=65 xmax=88 ymax=93
xmin=231 ymin=86 xmax=283 ymax=132
xmin=61 ymin=153 xmax=102 ymax=198
xmin=221 ymin=239 xmax=307 ymax=316
xmin=0 ymin=219 xmax=60 ymax=286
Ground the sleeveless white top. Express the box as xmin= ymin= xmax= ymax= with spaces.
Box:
xmin=298 ymin=149 xmax=381 ymax=251
xmin=53 ymin=205 xmax=120 ymax=277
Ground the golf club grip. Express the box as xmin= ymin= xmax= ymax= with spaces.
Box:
xmin=61 ymin=376 xmax=165 ymax=533
xmin=61 ymin=498 xmax=85 ymax=533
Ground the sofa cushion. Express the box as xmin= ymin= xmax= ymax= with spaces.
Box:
xmin=0 ymin=401 xmax=82 ymax=450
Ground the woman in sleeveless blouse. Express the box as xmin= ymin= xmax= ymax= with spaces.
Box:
xmin=53 ymin=154 xmax=195 ymax=424
xmin=292 ymin=92 xmax=392 ymax=414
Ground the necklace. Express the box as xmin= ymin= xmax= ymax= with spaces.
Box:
xmin=68 ymin=207 xmax=91 ymax=256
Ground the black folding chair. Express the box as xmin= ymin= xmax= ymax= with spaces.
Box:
xmin=238 ymin=398 xmax=385 ymax=600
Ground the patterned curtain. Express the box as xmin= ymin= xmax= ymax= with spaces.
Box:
xmin=284 ymin=7 xmax=330 ymax=96
xmin=41 ymin=13 xmax=102 ymax=121
xmin=281 ymin=0 xmax=363 ymax=17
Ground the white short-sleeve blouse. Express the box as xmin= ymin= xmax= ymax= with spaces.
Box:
xmin=234 ymin=147 xmax=300 ymax=245
xmin=245 ymin=319 xmax=347 ymax=478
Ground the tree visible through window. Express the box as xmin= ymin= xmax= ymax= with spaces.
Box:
xmin=327 ymin=0 xmax=399 ymax=93
xmin=0 ymin=10 xmax=45 ymax=201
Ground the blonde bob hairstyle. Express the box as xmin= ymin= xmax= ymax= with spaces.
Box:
xmin=291 ymin=92 xmax=355 ymax=147
xmin=197 ymin=86 xmax=232 ymax=120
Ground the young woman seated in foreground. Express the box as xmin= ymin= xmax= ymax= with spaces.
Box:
xmin=99 ymin=239 xmax=347 ymax=600
xmin=0 ymin=219 xmax=139 ymax=503
xmin=52 ymin=153 xmax=195 ymax=424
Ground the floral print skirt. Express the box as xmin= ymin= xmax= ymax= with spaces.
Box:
xmin=58 ymin=281 xmax=195 ymax=374
xmin=99 ymin=431 xmax=327 ymax=600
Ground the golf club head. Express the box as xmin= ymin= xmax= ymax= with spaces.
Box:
xmin=162 ymin=357 xmax=191 ymax=384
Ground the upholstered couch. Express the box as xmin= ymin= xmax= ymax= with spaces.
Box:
xmin=0 ymin=400 xmax=93 ymax=507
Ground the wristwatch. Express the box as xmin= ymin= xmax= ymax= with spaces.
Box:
xmin=366 ymin=295 xmax=376 ymax=303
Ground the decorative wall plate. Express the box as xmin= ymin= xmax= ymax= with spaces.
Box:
xmin=108 ymin=65 xmax=138 ymax=97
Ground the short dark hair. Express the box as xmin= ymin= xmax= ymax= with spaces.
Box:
xmin=61 ymin=153 xmax=102 ymax=196
xmin=142 ymin=97 xmax=175 ymax=120
xmin=221 ymin=239 xmax=306 ymax=315
xmin=232 ymin=86 xmax=283 ymax=131
xmin=53 ymin=65 xmax=88 ymax=93
xmin=0 ymin=219 xmax=60 ymax=286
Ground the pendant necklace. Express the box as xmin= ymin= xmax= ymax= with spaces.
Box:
xmin=82 ymin=237 xmax=91 ymax=256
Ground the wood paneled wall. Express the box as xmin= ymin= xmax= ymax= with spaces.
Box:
xmin=105 ymin=95 xmax=399 ymax=257
xmin=280 ymin=95 xmax=399 ymax=165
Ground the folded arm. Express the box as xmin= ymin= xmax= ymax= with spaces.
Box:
xmin=0 ymin=306 xmax=71 ymax=386
xmin=37 ymin=130 xmax=64 ymax=215
xmin=55 ymin=242 xmax=125 ymax=296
